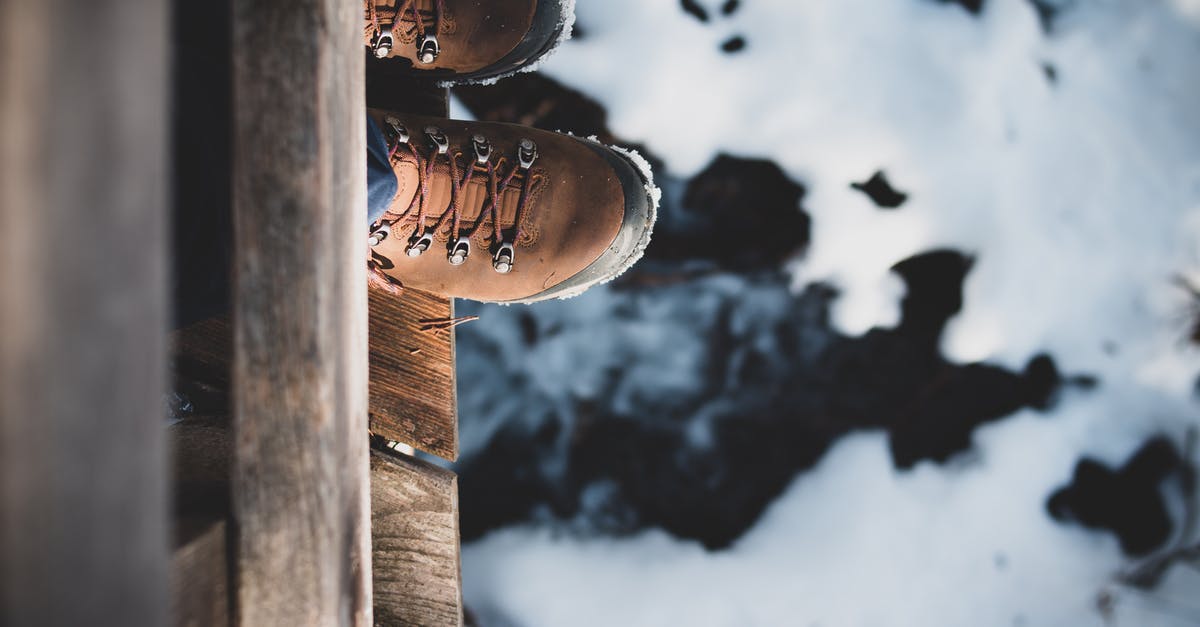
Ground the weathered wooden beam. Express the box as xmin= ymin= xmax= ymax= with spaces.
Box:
xmin=370 ymin=288 xmax=460 ymax=461
xmin=230 ymin=0 xmax=370 ymax=623
xmin=0 ymin=0 xmax=170 ymax=624
xmin=172 ymin=518 xmax=231 ymax=627
xmin=172 ymin=286 xmax=460 ymax=462
xmin=170 ymin=421 xmax=464 ymax=625
xmin=371 ymin=449 xmax=464 ymax=627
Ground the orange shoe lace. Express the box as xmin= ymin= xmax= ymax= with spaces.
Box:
xmin=366 ymin=0 xmax=446 ymax=62
xmin=368 ymin=117 xmax=540 ymax=279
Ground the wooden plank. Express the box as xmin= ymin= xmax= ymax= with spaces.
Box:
xmin=172 ymin=286 xmax=460 ymax=461
xmin=172 ymin=518 xmax=231 ymax=627
xmin=170 ymin=421 xmax=463 ymax=625
xmin=173 ymin=316 xmax=235 ymax=390
xmin=0 ymin=0 xmax=170 ymax=624
xmin=371 ymin=449 xmax=464 ymax=627
xmin=370 ymin=288 xmax=460 ymax=461
xmin=230 ymin=0 xmax=370 ymax=624
xmin=172 ymin=418 xmax=233 ymax=520
xmin=169 ymin=420 xmax=228 ymax=627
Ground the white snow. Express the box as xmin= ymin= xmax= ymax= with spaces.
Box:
xmin=460 ymin=0 xmax=1200 ymax=625
xmin=467 ymin=420 xmax=1200 ymax=627
xmin=465 ymin=413 xmax=1127 ymax=627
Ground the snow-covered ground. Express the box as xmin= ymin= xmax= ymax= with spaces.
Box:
xmin=459 ymin=0 xmax=1200 ymax=625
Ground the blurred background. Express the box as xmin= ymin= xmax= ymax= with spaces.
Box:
xmin=441 ymin=0 xmax=1200 ymax=625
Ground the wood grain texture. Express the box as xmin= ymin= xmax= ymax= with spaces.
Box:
xmin=370 ymin=288 xmax=460 ymax=461
xmin=171 ymin=422 xmax=463 ymax=626
xmin=371 ymin=449 xmax=463 ymax=627
xmin=169 ymin=420 xmax=230 ymax=627
xmin=0 ymin=0 xmax=170 ymax=625
xmin=171 ymin=319 xmax=233 ymax=419
xmin=231 ymin=0 xmax=370 ymax=624
xmin=172 ymin=417 xmax=233 ymax=520
xmin=173 ymin=316 xmax=235 ymax=389
xmin=172 ymin=288 xmax=459 ymax=462
xmin=172 ymin=518 xmax=231 ymax=627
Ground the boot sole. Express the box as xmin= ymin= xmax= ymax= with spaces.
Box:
xmin=493 ymin=137 xmax=659 ymax=305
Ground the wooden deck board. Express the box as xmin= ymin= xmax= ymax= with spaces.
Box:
xmin=172 ymin=316 xmax=234 ymax=391
xmin=171 ymin=287 xmax=459 ymax=462
xmin=172 ymin=518 xmax=230 ymax=627
xmin=168 ymin=421 xmax=463 ymax=626
xmin=369 ymin=288 xmax=459 ymax=460
xmin=371 ymin=448 xmax=464 ymax=627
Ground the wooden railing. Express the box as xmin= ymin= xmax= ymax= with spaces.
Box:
xmin=0 ymin=0 xmax=170 ymax=625
xmin=2 ymin=0 xmax=466 ymax=623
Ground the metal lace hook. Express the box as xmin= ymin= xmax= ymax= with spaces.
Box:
xmin=417 ymin=32 xmax=440 ymax=64
xmin=424 ymin=126 xmax=449 ymax=155
xmin=492 ymin=242 xmax=515 ymax=273
xmin=368 ymin=223 xmax=391 ymax=247
xmin=448 ymin=237 xmax=471 ymax=266
xmin=518 ymin=139 xmax=537 ymax=170
xmin=472 ymin=134 xmax=491 ymax=165
xmin=384 ymin=116 xmax=409 ymax=143
xmin=406 ymin=231 xmax=433 ymax=257
xmin=372 ymin=30 xmax=394 ymax=58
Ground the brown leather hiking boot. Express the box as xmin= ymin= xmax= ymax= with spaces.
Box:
xmin=364 ymin=0 xmax=571 ymax=84
xmin=365 ymin=109 xmax=658 ymax=304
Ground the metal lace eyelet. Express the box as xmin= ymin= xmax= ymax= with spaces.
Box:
xmin=472 ymin=134 xmax=491 ymax=165
xmin=406 ymin=231 xmax=433 ymax=257
xmin=368 ymin=223 xmax=391 ymax=247
xmin=424 ymin=127 xmax=449 ymax=155
xmin=448 ymin=237 xmax=470 ymax=266
xmin=384 ymin=116 xmax=409 ymax=143
xmin=417 ymin=32 xmax=440 ymax=64
xmin=492 ymin=242 xmax=515 ymax=273
xmin=518 ymin=139 xmax=537 ymax=170
xmin=372 ymin=31 xmax=394 ymax=58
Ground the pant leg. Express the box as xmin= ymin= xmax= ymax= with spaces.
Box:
xmin=367 ymin=116 xmax=399 ymax=226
